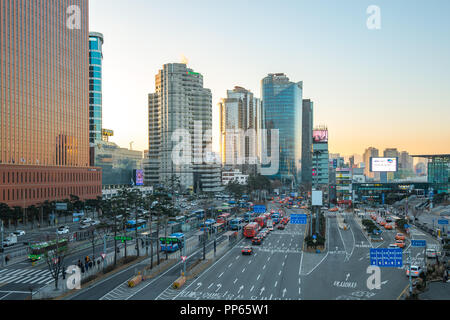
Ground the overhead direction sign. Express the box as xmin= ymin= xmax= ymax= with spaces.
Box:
xmin=290 ymin=214 xmax=307 ymax=225
xmin=411 ymin=240 xmax=427 ymax=247
xmin=115 ymin=236 xmax=132 ymax=242
xmin=253 ymin=205 xmax=266 ymax=213
xmin=438 ymin=220 xmax=448 ymax=225
xmin=370 ymin=248 xmax=403 ymax=267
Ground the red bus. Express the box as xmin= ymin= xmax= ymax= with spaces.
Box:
xmin=255 ymin=215 xmax=267 ymax=228
xmin=243 ymin=223 xmax=259 ymax=238
xmin=217 ymin=213 xmax=231 ymax=224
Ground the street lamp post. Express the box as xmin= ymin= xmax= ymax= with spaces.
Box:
xmin=1 ymin=220 xmax=4 ymax=267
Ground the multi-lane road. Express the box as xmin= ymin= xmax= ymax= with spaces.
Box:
xmin=0 ymin=202 xmax=442 ymax=300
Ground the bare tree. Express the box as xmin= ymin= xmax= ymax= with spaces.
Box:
xmin=44 ymin=235 xmax=70 ymax=290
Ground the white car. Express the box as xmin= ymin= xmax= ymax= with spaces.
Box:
xmin=13 ymin=230 xmax=26 ymax=236
xmin=81 ymin=218 xmax=92 ymax=224
xmin=90 ymin=220 xmax=100 ymax=226
xmin=79 ymin=223 xmax=91 ymax=230
xmin=57 ymin=227 xmax=70 ymax=235
xmin=406 ymin=266 xmax=423 ymax=278
xmin=426 ymin=248 xmax=437 ymax=258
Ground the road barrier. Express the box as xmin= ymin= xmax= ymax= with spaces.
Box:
xmin=172 ymin=276 xmax=186 ymax=289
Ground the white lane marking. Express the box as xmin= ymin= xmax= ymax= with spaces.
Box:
xmin=228 ymin=263 xmax=232 ymax=268
xmin=257 ymin=274 xmax=261 ymax=281
xmin=234 ymin=278 xmax=238 ymax=284
xmin=208 ymin=283 xmax=214 ymax=289
xmin=278 ymin=270 xmax=282 ymax=276
xmin=250 ymin=285 xmax=254 ymax=292
xmin=242 ymin=268 xmax=246 ymax=273
xmin=218 ymin=272 xmax=224 ymax=278
xmin=275 ymin=281 xmax=278 ymax=287
xmin=263 ymin=265 xmax=266 ymax=270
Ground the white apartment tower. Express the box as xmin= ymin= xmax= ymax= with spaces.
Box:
xmin=146 ymin=63 xmax=221 ymax=192
xmin=218 ymin=86 xmax=264 ymax=175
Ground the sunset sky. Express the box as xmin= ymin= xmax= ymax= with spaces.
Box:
xmin=89 ymin=0 xmax=450 ymax=157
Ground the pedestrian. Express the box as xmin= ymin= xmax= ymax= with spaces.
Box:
xmin=85 ymin=261 xmax=89 ymax=272
xmin=81 ymin=264 xmax=85 ymax=273
xmin=89 ymin=260 xmax=93 ymax=269
xmin=5 ymin=255 xmax=10 ymax=265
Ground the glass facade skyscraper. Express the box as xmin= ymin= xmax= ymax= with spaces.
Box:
xmin=301 ymin=99 xmax=314 ymax=184
xmin=89 ymin=32 xmax=104 ymax=144
xmin=261 ymin=73 xmax=302 ymax=181
xmin=0 ymin=0 xmax=102 ymax=207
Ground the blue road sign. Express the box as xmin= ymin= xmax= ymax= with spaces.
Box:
xmin=253 ymin=205 xmax=266 ymax=213
xmin=438 ymin=220 xmax=449 ymax=225
xmin=370 ymin=248 xmax=403 ymax=267
xmin=404 ymin=224 xmax=409 ymax=229
xmin=312 ymin=234 xmax=317 ymax=239
xmin=290 ymin=214 xmax=307 ymax=225
xmin=411 ymin=240 xmax=427 ymax=247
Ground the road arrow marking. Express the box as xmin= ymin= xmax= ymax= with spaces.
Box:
xmin=346 ymin=273 xmax=350 ymax=281
xmin=238 ymin=285 xmax=244 ymax=294
xmin=260 ymin=287 xmax=265 ymax=295
xmin=195 ymin=283 xmax=202 ymax=291
xmin=216 ymin=284 xmax=222 ymax=292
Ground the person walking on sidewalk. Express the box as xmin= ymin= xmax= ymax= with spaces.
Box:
xmin=5 ymin=255 xmax=10 ymax=265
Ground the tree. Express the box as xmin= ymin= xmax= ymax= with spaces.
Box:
xmin=44 ymin=235 xmax=70 ymax=290
xmin=225 ymin=181 xmax=245 ymax=200
xmin=0 ymin=203 xmax=11 ymax=228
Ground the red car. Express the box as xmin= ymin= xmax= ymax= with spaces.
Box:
xmin=242 ymin=246 xmax=253 ymax=255
xmin=277 ymin=224 xmax=285 ymax=230
xmin=252 ymin=237 xmax=262 ymax=245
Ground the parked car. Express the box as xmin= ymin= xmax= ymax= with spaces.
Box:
xmin=57 ymin=227 xmax=70 ymax=235
xmin=79 ymin=223 xmax=91 ymax=230
xmin=406 ymin=265 xmax=423 ymax=277
xmin=426 ymin=248 xmax=437 ymax=258
xmin=12 ymin=230 xmax=26 ymax=237
xmin=81 ymin=218 xmax=92 ymax=224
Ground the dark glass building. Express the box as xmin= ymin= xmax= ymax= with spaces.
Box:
xmin=261 ymin=73 xmax=302 ymax=182
xmin=301 ymin=99 xmax=313 ymax=185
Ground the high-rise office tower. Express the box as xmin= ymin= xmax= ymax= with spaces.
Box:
xmin=301 ymin=99 xmax=313 ymax=185
xmin=89 ymin=32 xmax=104 ymax=144
xmin=312 ymin=126 xmax=329 ymax=186
xmin=219 ymin=87 xmax=264 ymax=175
xmin=0 ymin=0 xmax=102 ymax=207
xmin=363 ymin=147 xmax=379 ymax=179
xmin=146 ymin=63 xmax=221 ymax=192
xmin=261 ymin=73 xmax=302 ymax=182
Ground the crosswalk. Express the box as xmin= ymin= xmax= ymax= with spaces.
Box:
xmin=0 ymin=268 xmax=54 ymax=285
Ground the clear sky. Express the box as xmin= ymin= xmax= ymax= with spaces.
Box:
xmin=89 ymin=0 xmax=450 ymax=157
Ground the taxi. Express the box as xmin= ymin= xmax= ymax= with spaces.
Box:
xmin=395 ymin=233 xmax=405 ymax=240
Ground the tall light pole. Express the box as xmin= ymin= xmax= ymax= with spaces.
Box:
xmin=1 ymin=220 xmax=4 ymax=267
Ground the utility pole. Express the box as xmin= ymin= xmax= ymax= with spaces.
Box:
xmin=1 ymin=220 xmax=4 ymax=267
xmin=408 ymin=249 xmax=413 ymax=297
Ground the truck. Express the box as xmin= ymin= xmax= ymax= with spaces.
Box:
xmin=4 ymin=234 xmax=17 ymax=247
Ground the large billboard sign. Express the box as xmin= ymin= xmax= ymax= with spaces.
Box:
xmin=370 ymin=157 xmax=398 ymax=172
xmin=134 ymin=169 xmax=144 ymax=186
xmin=312 ymin=130 xmax=328 ymax=143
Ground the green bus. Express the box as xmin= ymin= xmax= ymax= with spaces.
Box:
xmin=28 ymin=238 xmax=69 ymax=261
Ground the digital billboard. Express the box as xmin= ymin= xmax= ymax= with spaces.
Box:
xmin=312 ymin=130 xmax=328 ymax=143
xmin=370 ymin=157 xmax=398 ymax=172
xmin=134 ymin=169 xmax=144 ymax=186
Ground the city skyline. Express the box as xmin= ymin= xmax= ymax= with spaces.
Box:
xmin=89 ymin=0 xmax=450 ymax=156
